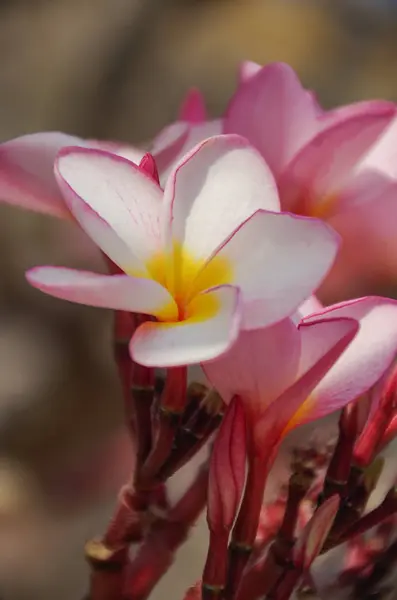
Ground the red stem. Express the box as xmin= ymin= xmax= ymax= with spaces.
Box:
xmin=202 ymin=529 xmax=230 ymax=595
xmin=331 ymin=488 xmax=397 ymax=546
xmin=225 ymin=456 xmax=269 ymax=599
xmin=123 ymin=464 xmax=209 ymax=600
xmin=138 ymin=367 xmax=187 ymax=484
xmin=320 ymin=408 xmax=357 ymax=503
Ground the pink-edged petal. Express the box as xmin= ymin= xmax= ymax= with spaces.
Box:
xmin=208 ymin=397 xmax=247 ymax=532
xmin=298 ymin=295 xmax=324 ymax=319
xmin=157 ymin=120 xmax=223 ymax=185
xmin=206 ymin=210 xmax=338 ymax=328
xmin=279 ymin=102 xmax=396 ymax=213
xmin=179 ymin=88 xmax=207 ymax=123
xmin=300 ymin=297 xmax=397 ymax=422
xmin=130 ymin=285 xmax=242 ymax=367
xmin=163 ymin=135 xmax=280 ymax=262
xmin=225 ymin=62 xmax=321 ymax=178
xmin=0 ymin=132 xmax=84 ymax=218
xmin=293 ymin=495 xmax=340 ymax=570
xmin=55 ymin=147 xmax=163 ymax=268
xmin=254 ymin=317 xmax=359 ymax=447
xmin=88 ymin=139 xmax=146 ymax=165
xmin=26 ymin=266 xmax=177 ymax=317
xmin=150 ymin=121 xmax=190 ymax=175
xmin=59 ymin=198 xmax=145 ymax=275
xmin=203 ymin=318 xmax=301 ymax=415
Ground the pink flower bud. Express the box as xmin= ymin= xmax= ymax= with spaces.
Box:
xmin=138 ymin=153 xmax=160 ymax=184
xmin=178 ymin=88 xmax=207 ymax=124
xmin=293 ymin=495 xmax=340 ymax=570
xmin=207 ymin=396 xmax=246 ymax=533
xmin=354 ymin=365 xmax=397 ymax=467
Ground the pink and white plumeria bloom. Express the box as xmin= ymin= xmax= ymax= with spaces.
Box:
xmin=26 ymin=135 xmax=339 ymax=368
xmin=204 ymin=296 xmax=397 ymax=464
xmin=225 ymin=62 xmax=397 ymax=298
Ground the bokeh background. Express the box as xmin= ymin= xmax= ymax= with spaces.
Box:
xmin=0 ymin=1 xmax=397 ymax=598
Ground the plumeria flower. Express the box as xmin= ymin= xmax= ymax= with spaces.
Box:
xmin=225 ymin=61 xmax=397 ymax=298
xmin=204 ymin=317 xmax=359 ymax=465
xmin=202 ymin=295 xmax=397 ymax=559
xmin=26 ymin=135 xmax=339 ymax=367
xmin=204 ymin=295 xmax=397 ymax=493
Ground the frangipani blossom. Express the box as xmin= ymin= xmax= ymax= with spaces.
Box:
xmin=203 ymin=316 xmax=359 ymax=460
xmin=0 ymin=132 xmax=149 ymax=218
xmin=26 ymin=135 xmax=339 ymax=368
xmin=300 ymin=296 xmax=397 ymax=425
xmin=204 ymin=296 xmax=397 ymax=460
xmin=225 ymin=61 xmax=397 ymax=297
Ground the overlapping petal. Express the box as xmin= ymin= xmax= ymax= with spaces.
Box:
xmin=208 ymin=210 xmax=338 ymax=328
xmin=299 ymin=296 xmax=397 ymax=422
xmin=130 ymin=285 xmax=242 ymax=367
xmin=256 ymin=317 xmax=359 ymax=444
xmin=279 ymin=102 xmax=396 ymax=214
xmin=163 ymin=135 xmax=280 ymax=262
xmin=203 ymin=318 xmax=301 ymax=414
xmin=205 ymin=316 xmax=358 ymax=457
xmin=225 ymin=62 xmax=321 ymax=177
xmin=26 ymin=266 xmax=177 ymax=317
xmin=0 ymin=132 xmax=84 ymax=217
xmin=55 ymin=147 xmax=163 ymax=269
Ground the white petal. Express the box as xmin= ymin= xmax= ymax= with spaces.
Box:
xmin=26 ymin=267 xmax=177 ymax=317
xmin=208 ymin=210 xmax=339 ymax=328
xmin=162 ymin=135 xmax=280 ymax=262
xmin=130 ymin=285 xmax=242 ymax=367
xmin=55 ymin=147 xmax=163 ymax=267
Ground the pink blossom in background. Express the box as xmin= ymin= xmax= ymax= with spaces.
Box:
xmin=204 ymin=296 xmax=397 ymax=462
xmin=225 ymin=61 xmax=397 ymax=299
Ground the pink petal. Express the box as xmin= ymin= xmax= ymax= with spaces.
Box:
xmin=208 ymin=397 xmax=247 ymax=532
xmin=203 ymin=318 xmax=301 ymax=414
xmin=254 ymin=317 xmax=359 ymax=448
xmin=0 ymin=132 xmax=84 ymax=218
xmin=138 ymin=153 xmax=159 ymax=183
xmin=326 ymin=182 xmax=397 ymax=291
xmin=55 ymin=147 xmax=163 ymax=268
xmin=150 ymin=121 xmax=190 ymax=175
xmin=301 ymin=297 xmax=397 ymax=422
xmin=157 ymin=120 xmax=223 ymax=184
xmin=208 ymin=210 xmax=338 ymax=328
xmin=293 ymin=495 xmax=340 ymax=569
xmin=26 ymin=266 xmax=177 ymax=317
xmin=88 ymin=139 xmax=146 ymax=165
xmin=237 ymin=60 xmax=262 ymax=83
xmin=279 ymin=102 xmax=396 ymax=212
xmin=178 ymin=88 xmax=207 ymax=123
xmin=163 ymin=135 xmax=280 ymax=262
xmin=298 ymin=295 xmax=324 ymax=319
xmin=130 ymin=285 xmax=242 ymax=367
xmin=225 ymin=62 xmax=321 ymax=178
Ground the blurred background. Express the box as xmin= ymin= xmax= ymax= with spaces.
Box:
xmin=0 ymin=0 xmax=397 ymax=598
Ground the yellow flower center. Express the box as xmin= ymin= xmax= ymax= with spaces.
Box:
xmin=294 ymin=193 xmax=338 ymax=219
xmin=133 ymin=242 xmax=232 ymax=323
